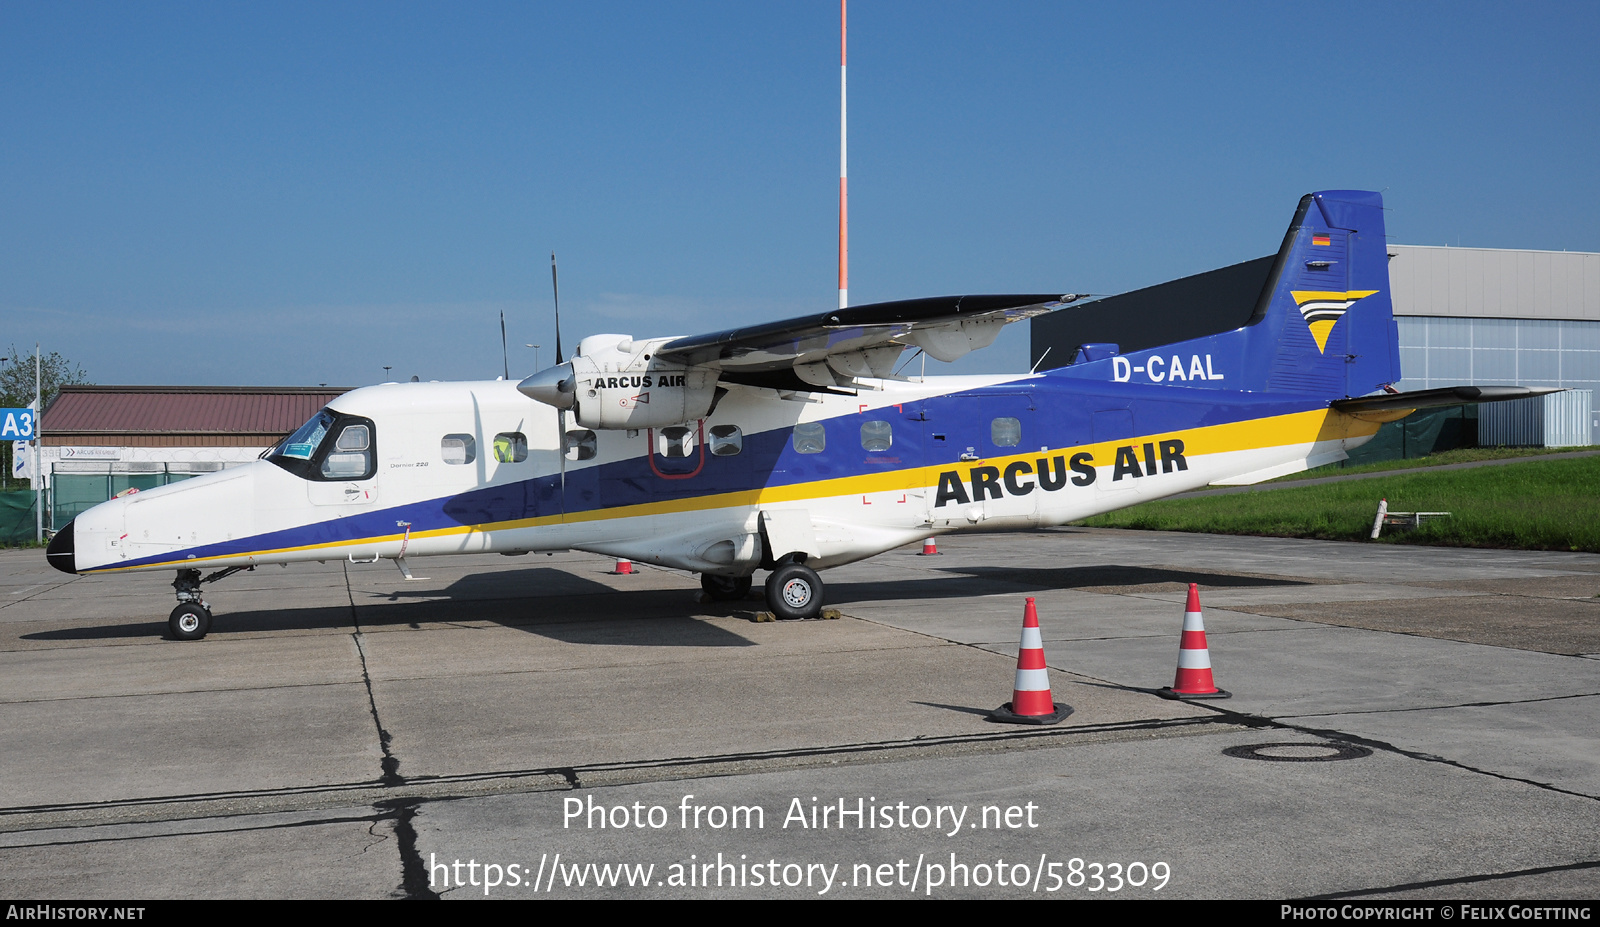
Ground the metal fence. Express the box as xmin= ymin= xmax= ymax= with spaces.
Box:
xmin=1478 ymin=389 xmax=1594 ymax=448
xmin=48 ymin=462 xmax=226 ymax=529
xmin=0 ymin=492 xmax=38 ymax=545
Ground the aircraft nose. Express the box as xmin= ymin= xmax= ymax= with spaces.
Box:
xmin=46 ymin=520 xmax=76 ymax=574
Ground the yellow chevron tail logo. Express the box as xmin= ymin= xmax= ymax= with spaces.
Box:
xmin=1290 ymin=289 xmax=1379 ymax=353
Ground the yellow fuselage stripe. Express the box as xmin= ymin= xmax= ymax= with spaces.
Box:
xmin=91 ymin=407 xmax=1375 ymax=572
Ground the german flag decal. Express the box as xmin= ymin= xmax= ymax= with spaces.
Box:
xmin=1290 ymin=289 xmax=1379 ymax=353
xmin=1312 ymin=234 xmax=1332 ymax=246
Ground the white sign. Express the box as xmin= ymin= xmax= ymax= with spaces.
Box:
xmin=12 ymin=441 xmax=30 ymax=479
xmin=59 ymin=447 xmax=122 ymax=460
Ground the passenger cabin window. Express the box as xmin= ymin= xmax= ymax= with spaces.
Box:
xmin=442 ymin=434 xmax=476 ymax=465
xmin=657 ymin=426 xmax=695 ymax=459
xmin=860 ymin=420 xmax=892 ymax=452
xmin=991 ymin=417 xmax=1022 ymax=448
xmin=493 ymin=432 xmax=528 ymax=463
xmin=565 ymin=430 xmax=597 ymax=461
xmin=792 ymin=422 xmax=826 ymax=454
xmin=708 ymin=424 xmax=743 ymax=457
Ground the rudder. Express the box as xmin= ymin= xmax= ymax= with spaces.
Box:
xmin=1251 ymin=190 xmax=1401 ymax=398
xmin=1046 ymin=190 xmax=1402 ymax=401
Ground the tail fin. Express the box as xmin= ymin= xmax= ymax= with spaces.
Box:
xmin=1247 ymin=190 xmax=1401 ymax=397
xmin=1052 ymin=190 xmax=1401 ymax=400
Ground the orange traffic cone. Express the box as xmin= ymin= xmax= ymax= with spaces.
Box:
xmin=1158 ymin=584 xmax=1231 ymax=700
xmin=611 ymin=558 xmax=635 ymax=575
xmin=989 ymin=597 xmax=1073 ymax=725
xmin=918 ymin=537 xmax=941 ymax=556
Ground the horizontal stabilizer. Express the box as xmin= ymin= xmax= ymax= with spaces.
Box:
xmin=1332 ymin=386 xmax=1563 ymax=414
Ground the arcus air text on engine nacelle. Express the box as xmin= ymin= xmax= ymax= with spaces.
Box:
xmin=517 ymin=333 xmax=718 ymax=430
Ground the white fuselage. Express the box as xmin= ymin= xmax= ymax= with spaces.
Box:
xmin=66 ymin=374 xmax=1379 ymax=578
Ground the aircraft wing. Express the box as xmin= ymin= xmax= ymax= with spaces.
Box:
xmin=653 ymin=293 xmax=1081 ymax=391
xmin=1332 ymin=385 xmax=1562 ymax=414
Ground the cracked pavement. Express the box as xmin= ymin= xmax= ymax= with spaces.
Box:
xmin=1 ymin=529 xmax=1597 ymax=899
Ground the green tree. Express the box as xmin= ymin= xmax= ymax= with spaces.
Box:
xmin=1 ymin=347 xmax=91 ymax=489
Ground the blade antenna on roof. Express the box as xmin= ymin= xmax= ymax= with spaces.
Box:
xmin=499 ymin=310 xmax=510 ymax=380
xmin=549 ymin=252 xmax=568 ymax=516
xmin=551 ymin=253 xmax=564 ymax=365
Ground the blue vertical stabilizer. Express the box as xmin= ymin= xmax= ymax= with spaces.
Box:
xmin=1052 ymin=190 xmax=1402 ymax=400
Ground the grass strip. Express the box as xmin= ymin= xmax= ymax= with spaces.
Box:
xmin=1266 ymin=445 xmax=1594 ymax=482
xmin=1079 ymin=456 xmax=1600 ymax=552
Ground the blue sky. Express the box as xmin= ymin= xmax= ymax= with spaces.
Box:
xmin=4 ymin=1 xmax=1598 ymax=387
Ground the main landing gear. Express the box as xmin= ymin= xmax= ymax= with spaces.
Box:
xmin=167 ymin=565 xmax=253 ymax=641
xmin=700 ymin=573 xmax=753 ymax=601
xmin=699 ymin=561 xmax=826 ymax=620
xmin=763 ymin=561 xmax=823 ymax=621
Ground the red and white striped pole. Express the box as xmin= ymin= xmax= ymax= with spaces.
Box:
xmin=838 ymin=0 xmax=848 ymax=310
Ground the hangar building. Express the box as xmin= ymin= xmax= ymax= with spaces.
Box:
xmin=36 ymin=385 xmax=347 ymax=527
xmin=1031 ymin=244 xmax=1600 ymax=447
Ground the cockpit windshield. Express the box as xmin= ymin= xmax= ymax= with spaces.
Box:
xmin=267 ymin=408 xmax=377 ymax=481
xmin=275 ymin=410 xmax=335 ymax=461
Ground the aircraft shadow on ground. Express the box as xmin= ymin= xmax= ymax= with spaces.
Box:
xmin=19 ymin=607 xmax=353 ymax=642
xmin=22 ymin=567 xmax=757 ymax=647
xmin=825 ymin=564 xmax=1310 ymax=606
xmin=940 ymin=564 xmax=1311 ymax=589
xmin=19 ymin=565 xmax=1302 ymax=645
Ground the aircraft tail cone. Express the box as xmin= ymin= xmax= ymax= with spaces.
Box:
xmin=989 ymin=597 xmax=1073 ymax=725
xmin=611 ymin=558 xmax=635 ymax=575
xmin=1158 ymin=584 xmax=1231 ymax=700
xmin=918 ymin=537 xmax=941 ymax=556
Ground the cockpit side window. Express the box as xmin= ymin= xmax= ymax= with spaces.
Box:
xmin=321 ymin=424 xmax=373 ymax=478
xmin=268 ymin=408 xmax=377 ymax=481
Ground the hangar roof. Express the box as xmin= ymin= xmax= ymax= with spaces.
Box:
xmin=40 ymin=386 xmax=350 ymax=445
xmin=1388 ymin=245 xmax=1600 ymax=321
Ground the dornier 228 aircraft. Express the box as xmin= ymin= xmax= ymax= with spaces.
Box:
xmin=48 ymin=190 xmax=1551 ymax=640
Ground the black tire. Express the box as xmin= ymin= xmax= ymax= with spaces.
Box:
xmin=168 ymin=603 xmax=211 ymax=641
xmin=701 ymin=573 xmax=753 ymax=601
xmin=764 ymin=563 xmax=823 ymax=620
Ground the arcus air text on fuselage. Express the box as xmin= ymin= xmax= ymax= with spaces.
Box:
xmin=64 ymin=371 xmax=1380 ymax=578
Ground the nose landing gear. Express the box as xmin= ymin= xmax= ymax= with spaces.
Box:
xmin=166 ymin=565 xmax=253 ymax=641
xmin=168 ymin=602 xmax=212 ymax=641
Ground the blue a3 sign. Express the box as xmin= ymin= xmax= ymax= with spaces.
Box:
xmin=1 ymin=408 xmax=35 ymax=441
xmin=47 ymin=191 xmax=1548 ymax=640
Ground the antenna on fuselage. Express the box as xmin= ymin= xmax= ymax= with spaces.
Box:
xmin=551 ymin=253 xmax=564 ymax=364
xmin=499 ymin=310 xmax=510 ymax=379
xmin=549 ymin=251 xmax=568 ymax=516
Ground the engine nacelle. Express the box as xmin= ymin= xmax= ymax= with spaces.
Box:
xmin=518 ymin=334 xmax=718 ymax=430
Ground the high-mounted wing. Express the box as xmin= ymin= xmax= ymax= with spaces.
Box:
xmin=519 ymin=293 xmax=1081 ymax=428
xmin=656 ymin=293 xmax=1078 ymax=389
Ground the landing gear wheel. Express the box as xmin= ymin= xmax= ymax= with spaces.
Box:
xmin=701 ymin=573 xmax=753 ymax=601
xmin=764 ymin=563 xmax=823 ymax=620
xmin=168 ymin=603 xmax=212 ymax=641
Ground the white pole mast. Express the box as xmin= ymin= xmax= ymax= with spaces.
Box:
xmin=838 ymin=0 xmax=848 ymax=310
xmin=34 ymin=343 xmax=42 ymax=543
